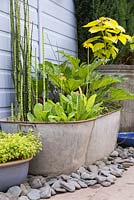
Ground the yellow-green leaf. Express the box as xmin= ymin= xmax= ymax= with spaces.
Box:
xmin=118 ymin=34 xmax=127 ymax=45
xmin=83 ymin=41 xmax=94 ymax=49
xmin=83 ymin=20 xmax=99 ymax=28
xmin=99 ymin=17 xmax=106 ymax=21
xmin=108 ymin=18 xmax=119 ymax=27
xmin=113 ymin=46 xmax=119 ymax=53
xmin=89 ymin=26 xmax=105 ymax=33
xmin=86 ymin=94 xmax=97 ymax=110
xmin=118 ymin=25 xmax=125 ymax=33
xmin=104 ymin=49 xmax=111 ymax=59
xmin=84 ymin=36 xmax=101 ymax=43
xmin=109 ymin=47 xmax=118 ymax=59
xmin=106 ymin=29 xmax=120 ymax=34
xmin=123 ymin=34 xmax=132 ymax=41
xmin=103 ymin=36 xmax=118 ymax=43
xmin=130 ymin=43 xmax=134 ymax=51
xmin=104 ymin=21 xmax=116 ymax=29
xmin=93 ymin=43 xmax=105 ymax=52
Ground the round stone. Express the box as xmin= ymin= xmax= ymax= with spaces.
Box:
xmin=51 ymin=188 xmax=56 ymax=196
xmin=81 ymin=172 xmax=96 ymax=180
xmin=101 ymin=181 xmax=111 ymax=187
xmin=40 ymin=185 xmax=51 ymax=198
xmin=84 ymin=180 xmax=97 ymax=186
xmin=71 ymin=173 xmax=80 ymax=179
xmin=77 ymin=180 xmax=88 ymax=188
xmin=7 ymin=186 xmax=22 ymax=197
xmin=60 ymin=180 xmax=75 ymax=192
xmin=29 ymin=178 xmax=42 ymax=189
xmin=110 ymin=151 xmax=119 ymax=157
xmin=88 ymin=165 xmax=98 ymax=174
xmin=106 ymin=174 xmax=116 ymax=183
xmin=68 ymin=180 xmax=81 ymax=189
xmin=27 ymin=189 xmax=40 ymax=200
xmin=96 ymin=175 xmax=107 ymax=183
xmin=18 ymin=196 xmax=29 ymax=200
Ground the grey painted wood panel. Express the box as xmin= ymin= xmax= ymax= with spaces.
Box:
xmin=40 ymin=0 xmax=77 ymax=63
xmin=43 ymin=0 xmax=76 ymax=27
xmin=42 ymin=14 xmax=77 ymax=39
xmin=48 ymin=0 xmax=75 ymax=13
xmin=0 ymin=51 xmax=11 ymax=70
xmin=0 ymin=71 xmax=13 ymax=89
xmin=0 ymin=90 xmax=14 ymax=107
xmin=0 ymin=108 xmax=10 ymax=118
xmin=45 ymin=44 xmax=77 ymax=61
xmin=45 ymin=29 xmax=77 ymax=52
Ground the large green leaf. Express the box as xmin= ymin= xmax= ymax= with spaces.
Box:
xmin=88 ymin=59 xmax=107 ymax=73
xmin=55 ymin=103 xmax=67 ymax=121
xmin=27 ymin=113 xmax=35 ymax=122
xmin=90 ymin=76 xmax=122 ymax=91
xmin=86 ymin=94 xmax=97 ymax=110
xmin=109 ymin=88 xmax=134 ymax=101
xmin=44 ymin=61 xmax=62 ymax=75
xmin=33 ymin=103 xmax=43 ymax=120
xmin=41 ymin=111 xmax=49 ymax=121
xmin=59 ymin=51 xmax=80 ymax=69
xmin=65 ymin=79 xmax=84 ymax=93
xmin=32 ymin=77 xmax=43 ymax=96
xmin=49 ymin=75 xmax=61 ymax=89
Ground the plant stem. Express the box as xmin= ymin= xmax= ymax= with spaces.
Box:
xmin=11 ymin=103 xmax=14 ymax=121
xmin=15 ymin=0 xmax=21 ymax=120
xmin=86 ymin=48 xmax=90 ymax=96
xmin=20 ymin=74 xmax=24 ymax=121
xmin=27 ymin=6 xmax=32 ymax=112
xmin=35 ymin=48 xmax=38 ymax=104
xmin=42 ymin=28 xmax=46 ymax=110
xmin=87 ymin=48 xmax=90 ymax=65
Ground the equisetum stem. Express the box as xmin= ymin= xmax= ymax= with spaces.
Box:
xmin=42 ymin=28 xmax=46 ymax=110
xmin=35 ymin=48 xmax=38 ymax=104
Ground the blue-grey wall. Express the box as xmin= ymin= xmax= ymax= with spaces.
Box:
xmin=0 ymin=0 xmax=77 ymax=118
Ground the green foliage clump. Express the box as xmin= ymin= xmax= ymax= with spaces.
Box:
xmin=0 ymin=131 xmax=42 ymax=163
xmin=27 ymin=52 xmax=134 ymax=122
xmin=27 ymin=92 xmax=104 ymax=122
xmin=44 ymin=51 xmax=106 ymax=95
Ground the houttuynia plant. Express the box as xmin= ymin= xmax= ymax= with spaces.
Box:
xmin=83 ymin=17 xmax=131 ymax=61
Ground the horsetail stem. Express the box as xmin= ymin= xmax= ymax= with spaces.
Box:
xmin=11 ymin=103 xmax=14 ymax=121
xmin=35 ymin=48 xmax=38 ymax=104
xmin=27 ymin=6 xmax=32 ymax=112
xmin=42 ymin=28 xmax=46 ymax=110
xmin=20 ymin=74 xmax=24 ymax=121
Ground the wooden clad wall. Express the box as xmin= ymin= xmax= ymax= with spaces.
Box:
xmin=0 ymin=0 xmax=77 ymax=118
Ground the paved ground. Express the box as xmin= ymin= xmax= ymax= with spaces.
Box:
xmin=51 ymin=166 xmax=134 ymax=200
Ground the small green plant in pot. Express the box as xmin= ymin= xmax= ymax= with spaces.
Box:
xmin=0 ymin=130 xmax=42 ymax=191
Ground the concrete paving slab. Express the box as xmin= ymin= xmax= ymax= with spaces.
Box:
xmin=51 ymin=166 xmax=134 ymax=200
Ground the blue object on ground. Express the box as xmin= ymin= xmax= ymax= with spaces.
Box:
xmin=117 ymin=132 xmax=134 ymax=147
